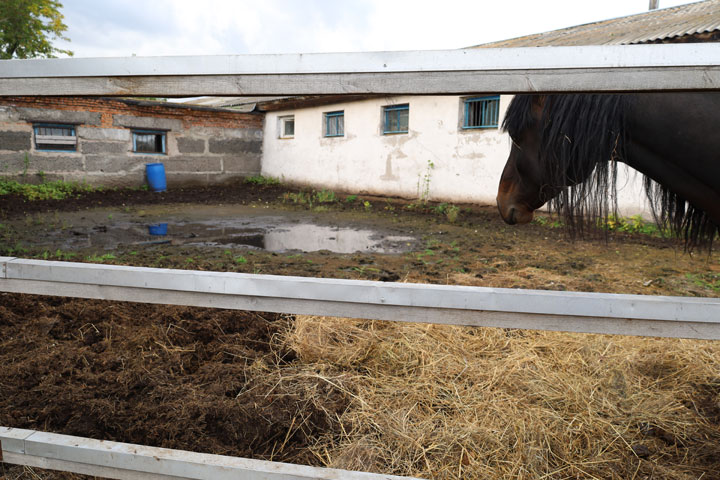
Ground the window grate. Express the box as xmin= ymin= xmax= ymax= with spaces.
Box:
xmin=463 ymin=96 xmax=500 ymax=129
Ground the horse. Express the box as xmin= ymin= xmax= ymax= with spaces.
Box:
xmin=496 ymin=93 xmax=720 ymax=249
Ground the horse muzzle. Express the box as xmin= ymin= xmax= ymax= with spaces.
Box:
xmin=497 ymin=201 xmax=535 ymax=225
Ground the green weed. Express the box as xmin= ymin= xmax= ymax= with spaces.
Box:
xmin=86 ymin=253 xmax=117 ymax=263
xmin=54 ymin=250 xmax=77 ymax=260
xmin=434 ymin=203 xmax=461 ymax=223
xmin=244 ymin=175 xmax=280 ymax=186
xmin=314 ymin=189 xmax=337 ymax=203
xmin=532 ymin=215 xmax=564 ymax=228
xmin=416 ymin=160 xmax=434 ymax=204
xmin=282 ymin=191 xmax=312 ymax=205
xmin=602 ymin=214 xmax=661 ymax=236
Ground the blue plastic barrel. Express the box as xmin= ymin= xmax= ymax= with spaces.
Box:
xmin=145 ymin=163 xmax=167 ymax=192
xmin=148 ymin=223 xmax=168 ymax=235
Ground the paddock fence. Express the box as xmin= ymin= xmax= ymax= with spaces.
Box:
xmin=1 ymin=43 xmax=719 ymax=480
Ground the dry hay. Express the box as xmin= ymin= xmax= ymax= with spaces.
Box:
xmin=280 ymin=315 xmax=720 ymax=479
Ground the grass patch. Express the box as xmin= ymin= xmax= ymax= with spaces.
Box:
xmin=685 ymin=273 xmax=720 ymax=292
xmin=282 ymin=189 xmax=339 ymax=207
xmin=244 ymin=175 xmax=280 ymax=186
xmin=0 ymin=179 xmax=98 ymax=201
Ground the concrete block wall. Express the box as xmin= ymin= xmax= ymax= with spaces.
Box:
xmin=0 ymin=97 xmax=263 ymax=188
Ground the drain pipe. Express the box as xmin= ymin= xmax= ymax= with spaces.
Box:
xmin=649 ymin=0 xmax=659 ymax=9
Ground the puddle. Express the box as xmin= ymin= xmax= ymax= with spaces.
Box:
xmin=23 ymin=205 xmax=418 ymax=254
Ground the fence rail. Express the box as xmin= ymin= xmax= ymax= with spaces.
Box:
xmin=1 ymin=257 xmax=719 ymax=340
xmin=1 ymin=44 xmax=719 ymax=96
xmin=0 ymin=427 xmax=421 ymax=480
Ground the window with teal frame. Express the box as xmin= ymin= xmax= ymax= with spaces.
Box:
xmin=324 ymin=111 xmax=344 ymax=137
xmin=463 ymin=96 xmax=500 ymax=129
xmin=383 ymin=104 xmax=409 ymax=134
xmin=132 ymin=130 xmax=166 ymax=154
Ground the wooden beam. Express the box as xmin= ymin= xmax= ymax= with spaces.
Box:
xmin=0 ymin=44 xmax=718 ymax=96
xmin=1 ymin=257 xmax=718 ymax=340
xmin=0 ymin=427 xmax=422 ymax=480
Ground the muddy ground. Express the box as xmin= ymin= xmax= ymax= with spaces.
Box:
xmin=0 ymin=182 xmax=719 ymax=479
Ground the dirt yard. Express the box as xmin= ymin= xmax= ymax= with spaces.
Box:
xmin=1 ymin=182 xmax=719 ymax=479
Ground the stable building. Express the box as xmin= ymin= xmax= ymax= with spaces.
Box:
xmin=0 ymin=96 xmax=263 ymax=186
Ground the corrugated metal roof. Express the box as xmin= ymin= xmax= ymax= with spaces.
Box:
xmin=474 ymin=0 xmax=720 ymax=48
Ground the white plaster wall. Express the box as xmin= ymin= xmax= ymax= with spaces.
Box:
xmin=262 ymin=95 xmax=651 ymax=216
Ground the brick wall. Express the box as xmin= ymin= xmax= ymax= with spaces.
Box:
xmin=0 ymin=97 xmax=264 ymax=187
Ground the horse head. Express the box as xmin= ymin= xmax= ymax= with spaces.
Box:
xmin=496 ymin=94 xmax=626 ymax=228
xmin=496 ymin=95 xmax=561 ymax=225
xmin=496 ymin=133 xmax=550 ymax=225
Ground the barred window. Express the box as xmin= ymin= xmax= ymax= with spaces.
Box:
xmin=463 ymin=96 xmax=500 ymax=129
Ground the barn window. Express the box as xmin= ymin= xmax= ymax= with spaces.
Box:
xmin=463 ymin=96 xmax=500 ymax=129
xmin=33 ymin=124 xmax=77 ymax=151
xmin=279 ymin=115 xmax=295 ymax=138
xmin=324 ymin=111 xmax=344 ymax=137
xmin=132 ymin=130 xmax=166 ymax=154
xmin=383 ymin=104 xmax=409 ymax=134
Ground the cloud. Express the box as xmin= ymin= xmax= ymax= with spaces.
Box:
xmin=54 ymin=0 xmax=698 ymax=58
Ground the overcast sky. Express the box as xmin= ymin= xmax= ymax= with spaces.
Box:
xmin=53 ymin=0 xmax=699 ymax=58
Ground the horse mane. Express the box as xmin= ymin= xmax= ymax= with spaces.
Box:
xmin=503 ymin=94 xmax=717 ymax=250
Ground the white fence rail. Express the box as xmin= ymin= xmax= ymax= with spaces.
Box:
xmin=0 ymin=427 xmax=421 ymax=480
xmin=1 ymin=44 xmax=719 ymax=96
xmin=1 ymin=257 xmax=719 ymax=340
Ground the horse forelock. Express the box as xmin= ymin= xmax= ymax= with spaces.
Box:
xmin=501 ymin=95 xmax=536 ymax=140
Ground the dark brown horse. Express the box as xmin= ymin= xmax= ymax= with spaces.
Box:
xmin=496 ymin=93 xmax=720 ymax=248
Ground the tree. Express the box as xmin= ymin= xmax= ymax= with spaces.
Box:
xmin=0 ymin=0 xmax=72 ymax=59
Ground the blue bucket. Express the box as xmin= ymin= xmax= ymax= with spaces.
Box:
xmin=148 ymin=223 xmax=168 ymax=235
xmin=146 ymin=163 xmax=167 ymax=192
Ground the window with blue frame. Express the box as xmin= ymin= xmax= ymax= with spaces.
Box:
xmin=33 ymin=124 xmax=77 ymax=151
xmin=463 ymin=96 xmax=500 ymax=129
xmin=132 ymin=130 xmax=166 ymax=154
xmin=324 ymin=111 xmax=344 ymax=137
xmin=383 ymin=104 xmax=409 ymax=134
